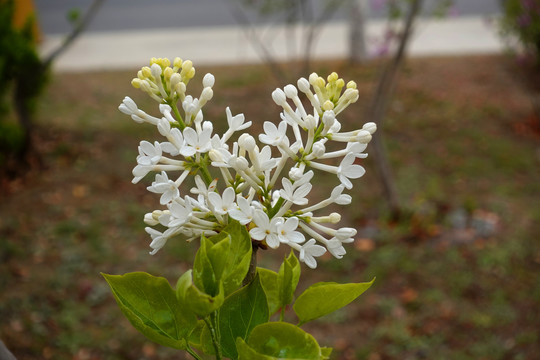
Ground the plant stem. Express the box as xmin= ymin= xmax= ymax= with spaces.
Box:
xmin=243 ymin=242 xmax=259 ymax=286
xmin=171 ymin=102 xmax=186 ymax=130
xmin=204 ymin=315 xmax=222 ymax=360
xmin=186 ymin=345 xmax=203 ymax=360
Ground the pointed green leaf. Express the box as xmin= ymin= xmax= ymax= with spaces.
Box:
xmin=219 ymin=220 xmax=253 ymax=295
xmin=236 ymin=338 xmax=274 ymax=360
xmin=320 ymin=347 xmax=333 ymax=359
xmin=278 ymin=251 xmax=301 ymax=308
xmin=257 ymin=267 xmax=280 ymax=315
xmin=293 ymin=278 xmax=375 ymax=324
xmin=193 ymin=236 xmax=222 ymax=296
xmin=176 ymin=270 xmax=225 ymax=317
xmin=245 ymin=322 xmax=321 ymax=359
xmin=102 ymin=272 xmax=196 ymax=349
xmin=188 ymin=320 xmax=205 ymax=349
xmin=218 ymin=274 xmax=269 ymax=359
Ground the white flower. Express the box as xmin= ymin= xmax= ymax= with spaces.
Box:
xmin=146 ymin=227 xmax=168 ymax=255
xmin=137 ymin=141 xmax=162 ymax=166
xmin=165 ymin=200 xmax=193 ymax=227
xmin=330 ymin=185 xmax=352 ymax=205
xmin=259 ymin=121 xmax=287 ymax=146
xmin=277 ymin=217 xmax=305 ymax=244
xmin=326 ymin=238 xmax=346 ymax=259
xmin=190 ymin=175 xmax=217 ymax=198
xmin=208 ymin=187 xmax=236 ymax=216
xmin=147 ymin=171 xmax=180 ymax=204
xmin=228 ymin=196 xmax=254 ymax=225
xmin=181 ymin=127 xmax=212 ymax=156
xmin=226 ymin=107 xmax=251 ymax=132
xmin=299 ymin=239 xmax=327 ymax=269
xmin=249 ymin=210 xmax=282 ymax=249
xmin=337 ymin=153 xmax=366 ymax=189
xmin=280 ymin=178 xmax=312 ymax=205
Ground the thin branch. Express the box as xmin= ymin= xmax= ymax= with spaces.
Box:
xmin=42 ymin=0 xmax=105 ymax=68
xmin=227 ymin=1 xmax=287 ymax=83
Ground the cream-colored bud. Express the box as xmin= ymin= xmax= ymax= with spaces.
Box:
xmin=272 ymin=88 xmax=287 ymax=106
xmin=201 ymin=87 xmax=214 ymax=102
xmin=186 ymin=67 xmax=196 ymax=79
xmin=308 ymin=72 xmax=319 ymax=85
xmin=336 ymin=78 xmax=345 ymax=89
xmin=151 ymin=63 xmax=162 ymax=79
xmin=162 ymin=58 xmax=171 ymax=68
xmin=362 ymin=122 xmax=377 ymax=134
xmin=311 ymin=141 xmax=326 ymax=158
xmin=284 ymin=84 xmax=298 ymax=98
xmin=163 ymin=67 xmax=173 ymax=80
xmin=297 ymin=77 xmax=310 ymax=92
xmin=131 ymin=78 xmax=142 ymax=89
xmin=346 ymin=80 xmax=357 ymax=89
xmin=305 ymin=115 xmax=317 ymax=130
xmin=209 ymin=149 xmax=224 ymax=163
xmin=175 ymin=82 xmax=186 ymax=95
xmin=181 ymin=60 xmax=193 ymax=74
xmin=238 ymin=134 xmax=256 ymax=151
xmin=203 ymin=73 xmax=215 ymax=88
xmin=315 ymin=77 xmax=325 ymax=89
xmin=322 ymin=100 xmax=334 ymax=111
xmin=170 ymin=73 xmax=181 ymax=88
xmin=328 ymin=212 xmax=341 ymax=223
xmin=327 ymin=72 xmax=338 ymax=83
xmin=150 ymin=57 xmax=158 ymax=65
xmin=356 ymin=130 xmax=372 ymax=144
xmin=173 ymin=57 xmax=183 ymax=68
xmin=141 ymin=66 xmax=152 ymax=79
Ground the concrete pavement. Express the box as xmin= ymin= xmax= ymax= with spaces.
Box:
xmin=39 ymin=16 xmax=505 ymax=73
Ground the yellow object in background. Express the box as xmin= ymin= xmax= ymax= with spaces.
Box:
xmin=6 ymin=0 xmax=41 ymax=42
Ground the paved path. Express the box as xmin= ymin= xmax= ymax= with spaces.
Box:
xmin=39 ymin=16 xmax=505 ymax=73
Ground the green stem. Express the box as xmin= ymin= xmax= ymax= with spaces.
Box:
xmin=186 ymin=344 xmax=203 ymax=360
xmin=170 ymin=101 xmax=186 ymax=130
xmin=204 ymin=315 xmax=222 ymax=360
xmin=199 ymin=156 xmax=214 ymax=185
xmin=279 ymin=307 xmax=285 ymax=322
xmin=268 ymin=197 xmax=285 ymax=218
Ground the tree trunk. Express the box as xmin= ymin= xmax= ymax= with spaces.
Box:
xmin=349 ymin=0 xmax=369 ymax=64
xmin=367 ymin=0 xmax=423 ymax=221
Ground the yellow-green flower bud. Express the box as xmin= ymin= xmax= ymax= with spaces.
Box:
xmin=131 ymin=78 xmax=142 ymax=89
xmin=346 ymin=80 xmax=357 ymax=89
xmin=322 ymin=100 xmax=334 ymax=111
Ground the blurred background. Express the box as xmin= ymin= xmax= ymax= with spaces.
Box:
xmin=1 ymin=0 xmax=539 ymax=359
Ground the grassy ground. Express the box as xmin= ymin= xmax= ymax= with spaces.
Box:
xmin=1 ymin=55 xmax=539 ymax=360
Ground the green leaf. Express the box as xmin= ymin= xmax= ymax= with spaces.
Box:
xmin=218 ymin=220 xmax=253 ymax=295
xmin=193 ymin=220 xmax=252 ymax=297
xmin=176 ymin=270 xmax=225 ymax=317
xmin=244 ymin=322 xmax=321 ymax=359
xmin=188 ymin=320 xmax=205 ymax=348
xmin=236 ymin=338 xmax=274 ymax=360
xmin=102 ymin=272 xmax=197 ymax=349
xmin=218 ymin=274 xmax=269 ymax=359
xmin=257 ymin=267 xmax=280 ymax=315
xmin=293 ymin=278 xmax=375 ymax=325
xmin=278 ymin=251 xmax=301 ymax=308
xmin=320 ymin=347 xmax=333 ymax=359
xmin=193 ymin=235 xmax=223 ymax=296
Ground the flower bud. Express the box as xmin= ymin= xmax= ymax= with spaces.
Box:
xmin=311 ymin=141 xmax=326 ymax=158
xmin=163 ymin=67 xmax=173 ymax=80
xmin=201 ymin=87 xmax=214 ymax=102
xmin=238 ymin=133 xmax=256 ymax=151
xmin=284 ymin=84 xmax=298 ymax=98
xmin=209 ymin=149 xmax=224 ymax=163
xmin=272 ymin=88 xmax=287 ymax=106
xmin=362 ymin=122 xmax=377 ymax=134
xmin=141 ymin=66 xmax=152 ymax=79
xmin=346 ymin=80 xmax=357 ymax=89
xmin=173 ymin=57 xmax=183 ymax=69
xmin=322 ymin=110 xmax=335 ymax=127
xmin=151 ymin=63 xmax=162 ymax=79
xmin=289 ymin=167 xmax=304 ymax=181
xmin=131 ymin=78 xmax=142 ymax=89
xmin=336 ymin=227 xmax=357 ymax=240
xmin=308 ymin=72 xmax=318 ymax=85
xmin=328 ymin=212 xmax=341 ymax=223
xmin=322 ymin=100 xmax=334 ymax=111
xmin=203 ymin=73 xmax=215 ymax=88
xmin=305 ymin=115 xmax=317 ymax=130
xmin=297 ymin=77 xmax=310 ymax=93
xmin=144 ymin=212 xmax=160 ymax=226
xmin=356 ymin=130 xmax=372 ymax=144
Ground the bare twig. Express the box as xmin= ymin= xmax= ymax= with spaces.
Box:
xmin=42 ymin=0 xmax=105 ymax=68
